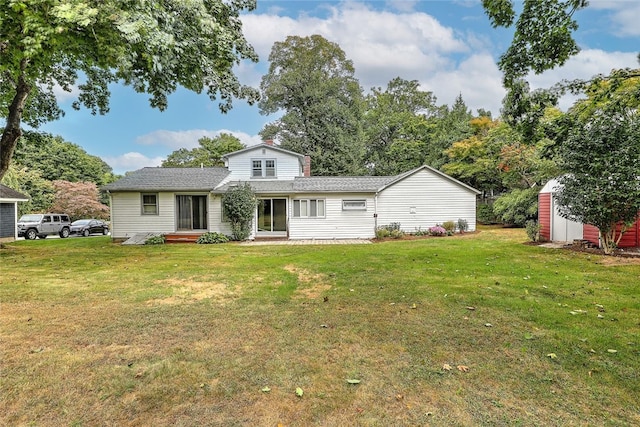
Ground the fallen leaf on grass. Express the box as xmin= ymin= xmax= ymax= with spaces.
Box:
xmin=484 ymin=323 xmax=493 ymax=327
xmin=442 ymin=363 xmax=452 ymax=371
xmin=295 ymin=387 xmax=304 ymax=397
xmin=607 ymin=349 xmax=618 ymax=354
xmin=466 ymin=306 xmax=476 ymax=311
xmin=346 ymin=379 xmax=361 ymax=384
xmin=261 ymin=387 xmax=271 ymax=393
xmin=457 ymin=365 xmax=469 ymax=372
xmin=547 ymin=353 xmax=558 ymax=359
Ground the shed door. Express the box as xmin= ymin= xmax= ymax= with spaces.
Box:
xmin=551 ymin=197 xmax=583 ymax=242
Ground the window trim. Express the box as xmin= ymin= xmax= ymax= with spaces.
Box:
xmin=251 ymin=158 xmax=277 ymax=178
xmin=293 ymin=199 xmax=325 ymax=218
xmin=141 ymin=193 xmax=159 ymax=215
xmin=342 ymin=199 xmax=367 ymax=211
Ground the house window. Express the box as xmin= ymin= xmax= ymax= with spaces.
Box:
xmin=221 ymin=199 xmax=229 ymax=222
xmin=342 ymin=199 xmax=367 ymax=211
xmin=142 ymin=193 xmax=158 ymax=215
xmin=293 ymin=199 xmax=325 ymax=218
xmin=252 ymin=159 xmax=277 ymax=178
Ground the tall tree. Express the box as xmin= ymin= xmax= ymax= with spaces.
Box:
xmin=554 ymin=77 xmax=640 ymax=254
xmin=1 ymin=164 xmax=54 ymax=216
xmin=482 ymin=0 xmax=588 ymax=86
xmin=162 ymin=133 xmax=244 ymax=167
xmin=427 ymin=94 xmax=474 ymax=168
xmin=0 ymin=0 xmax=259 ymax=180
xmin=12 ymin=131 xmax=115 ymax=185
xmin=363 ymin=77 xmax=436 ymax=175
xmin=50 ymin=180 xmax=110 ymax=221
xmin=259 ymin=35 xmax=365 ymax=176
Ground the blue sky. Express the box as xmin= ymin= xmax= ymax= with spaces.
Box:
xmin=38 ymin=0 xmax=640 ymax=175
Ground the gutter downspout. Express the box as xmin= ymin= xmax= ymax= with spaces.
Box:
xmin=374 ymin=192 xmax=379 ymax=235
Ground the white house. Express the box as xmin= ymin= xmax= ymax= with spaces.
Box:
xmin=103 ymin=143 xmax=480 ymax=240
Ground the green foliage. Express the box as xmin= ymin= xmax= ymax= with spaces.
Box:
xmin=222 ymin=183 xmax=257 ymax=241
xmin=477 ymin=203 xmax=499 ymax=225
xmin=554 ymin=77 xmax=640 ymax=254
xmin=457 ymin=218 xmax=469 ymax=233
xmin=364 ymin=78 xmax=436 ymax=175
xmin=1 ymin=164 xmax=54 ymax=215
xmin=196 ymin=232 xmax=230 ymax=244
xmin=259 ymin=35 xmax=366 ymax=176
xmin=144 ymin=234 xmax=165 ymax=245
xmin=375 ymin=223 xmax=404 ymax=239
xmin=483 ymin=0 xmax=588 ymax=85
xmin=525 ymin=220 xmax=542 ymax=242
xmin=0 ymin=0 xmax=259 ymax=180
xmin=13 ymin=131 xmax=115 ymax=185
xmin=442 ymin=220 xmax=457 ymax=233
xmin=493 ymin=187 xmax=540 ymax=226
xmin=162 ymin=134 xmax=244 ymax=167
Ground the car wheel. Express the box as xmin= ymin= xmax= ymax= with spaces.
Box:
xmin=103 ymin=228 xmax=109 ymax=235
xmin=59 ymin=228 xmax=70 ymax=238
xmin=25 ymin=229 xmax=37 ymax=240
xmin=83 ymin=229 xmax=90 ymax=237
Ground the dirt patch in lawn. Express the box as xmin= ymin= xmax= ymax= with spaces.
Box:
xmin=148 ymin=278 xmax=236 ymax=305
xmin=284 ymin=265 xmax=332 ymax=299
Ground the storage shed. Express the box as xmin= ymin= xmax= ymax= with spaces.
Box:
xmin=0 ymin=184 xmax=29 ymax=243
xmin=539 ymin=179 xmax=640 ymax=248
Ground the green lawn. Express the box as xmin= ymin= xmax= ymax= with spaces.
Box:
xmin=1 ymin=228 xmax=639 ymax=426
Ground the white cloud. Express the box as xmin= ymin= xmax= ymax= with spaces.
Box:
xmin=588 ymin=1 xmax=640 ymax=37
xmin=241 ymin=2 xmax=469 ymax=92
xmin=423 ymin=53 xmax=506 ymax=116
xmin=102 ymin=152 xmax=164 ymax=174
xmin=135 ymin=129 xmax=263 ymax=150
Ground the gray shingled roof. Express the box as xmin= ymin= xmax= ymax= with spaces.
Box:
xmin=0 ymin=184 xmax=29 ymax=200
xmin=215 ymin=180 xmax=295 ymax=194
xmin=102 ymin=167 xmax=230 ymax=191
xmin=293 ymin=176 xmax=395 ymax=192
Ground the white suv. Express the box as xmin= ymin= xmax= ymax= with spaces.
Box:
xmin=17 ymin=213 xmax=72 ymax=240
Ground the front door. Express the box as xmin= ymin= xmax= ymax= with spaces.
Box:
xmin=257 ymin=198 xmax=287 ymax=236
xmin=176 ymin=195 xmax=208 ymax=231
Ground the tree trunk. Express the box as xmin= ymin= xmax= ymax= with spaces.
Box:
xmin=0 ymin=66 xmax=31 ymax=181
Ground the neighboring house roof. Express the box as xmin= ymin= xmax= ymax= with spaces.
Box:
xmin=0 ymin=184 xmax=29 ymax=202
xmin=222 ymin=143 xmax=306 ymax=162
xmin=102 ymin=167 xmax=230 ymax=191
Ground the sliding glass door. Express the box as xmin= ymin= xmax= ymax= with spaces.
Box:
xmin=176 ymin=195 xmax=208 ymax=230
xmin=257 ymin=198 xmax=287 ymax=234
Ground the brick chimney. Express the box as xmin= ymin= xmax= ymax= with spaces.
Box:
xmin=303 ymin=155 xmax=311 ymax=177
xmin=264 ymin=139 xmax=274 ymax=146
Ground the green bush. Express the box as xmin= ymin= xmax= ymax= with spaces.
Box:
xmin=442 ymin=220 xmax=456 ymax=233
xmin=525 ymin=220 xmax=542 ymax=242
xmin=457 ymin=218 xmax=469 ymax=233
xmin=196 ymin=232 xmax=230 ymax=244
xmin=376 ymin=223 xmax=404 ymax=239
xmin=223 ymin=183 xmax=257 ymax=241
xmin=413 ymin=227 xmax=429 ymax=236
xmin=477 ymin=203 xmax=498 ymax=224
xmin=144 ymin=234 xmax=165 ymax=245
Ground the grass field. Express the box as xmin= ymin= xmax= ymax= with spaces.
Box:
xmin=1 ymin=228 xmax=639 ymax=426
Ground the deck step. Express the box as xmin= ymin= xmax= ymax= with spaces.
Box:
xmin=165 ymin=233 xmax=203 ymax=244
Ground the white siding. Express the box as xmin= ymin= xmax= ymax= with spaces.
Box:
xmin=222 ymin=146 xmax=302 ymax=183
xmin=289 ymin=193 xmax=376 ymax=239
xmin=376 ymin=169 xmax=477 ymax=233
xmin=208 ymin=195 xmax=233 ymax=236
xmin=110 ymin=192 xmax=177 ymax=238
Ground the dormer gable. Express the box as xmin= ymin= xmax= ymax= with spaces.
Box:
xmin=221 ymin=143 xmax=310 ymax=181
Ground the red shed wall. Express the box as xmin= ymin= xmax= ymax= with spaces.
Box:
xmin=538 ymin=193 xmax=551 ymax=241
xmin=583 ymin=215 xmax=640 ymax=248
